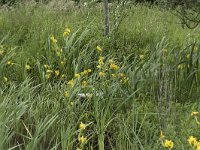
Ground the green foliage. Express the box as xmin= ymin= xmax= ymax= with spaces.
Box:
xmin=0 ymin=2 xmax=200 ymax=150
xmin=0 ymin=0 xmax=24 ymax=5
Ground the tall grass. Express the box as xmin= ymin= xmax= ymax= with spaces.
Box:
xmin=0 ymin=2 xmax=200 ymax=150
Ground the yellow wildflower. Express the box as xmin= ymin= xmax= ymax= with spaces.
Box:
xmin=3 ymin=77 xmax=8 ymax=82
xmin=45 ymin=74 xmax=51 ymax=79
xmin=75 ymin=73 xmax=81 ymax=79
xmin=111 ymin=74 xmax=116 ymax=78
xmin=163 ymin=139 xmax=174 ymax=149
xmin=160 ymin=130 xmax=165 ymax=139
xmin=99 ymin=56 xmax=104 ymax=61
xmin=97 ymin=56 xmax=104 ymax=68
xmin=63 ymin=31 xmax=70 ymax=37
xmin=187 ymin=136 xmax=197 ymax=146
xmin=80 ymin=70 xmax=90 ymax=76
xmin=7 ymin=61 xmax=14 ymax=65
xmin=55 ymin=70 xmax=60 ymax=76
xmin=119 ymin=73 xmax=126 ymax=78
xmin=61 ymin=74 xmax=66 ymax=78
xmin=76 ymin=148 xmax=82 ymax=150
xmin=46 ymin=69 xmax=53 ymax=73
xmin=63 ymin=28 xmax=71 ymax=38
xmin=79 ymin=122 xmax=86 ymax=130
xmin=124 ymin=77 xmax=129 ymax=84
xmin=96 ymin=46 xmax=102 ymax=52
xmin=82 ymin=80 xmax=87 ymax=88
xmin=186 ymin=54 xmax=190 ymax=59
xmin=99 ymin=71 xmax=105 ymax=77
xmin=162 ymin=48 xmax=168 ymax=53
xmin=196 ymin=142 xmax=200 ymax=150
xmin=80 ymin=71 xmax=85 ymax=76
xmin=25 ymin=64 xmax=31 ymax=70
xmin=139 ymin=55 xmax=144 ymax=60
xmin=87 ymin=69 xmax=92 ymax=73
xmin=78 ymin=136 xmax=87 ymax=143
xmin=65 ymin=28 xmax=71 ymax=33
xmin=44 ymin=64 xmax=49 ymax=69
xmin=110 ymin=63 xmax=120 ymax=70
xmin=7 ymin=61 xmax=11 ymax=65
xmin=60 ymin=48 xmax=63 ymax=53
xmin=191 ymin=112 xmax=199 ymax=116
xmin=64 ymin=91 xmax=69 ymax=98
xmin=60 ymin=61 xmax=64 ymax=66
xmin=121 ymin=77 xmax=129 ymax=84
xmin=98 ymin=56 xmax=104 ymax=64
xmin=70 ymin=101 xmax=74 ymax=106
xmin=68 ymin=79 xmax=74 ymax=87
xmin=50 ymin=36 xmax=57 ymax=44
xmin=109 ymin=59 xmax=114 ymax=64
xmin=83 ymin=70 xmax=88 ymax=75
xmin=178 ymin=64 xmax=183 ymax=70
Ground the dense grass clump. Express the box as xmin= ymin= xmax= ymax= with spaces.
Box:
xmin=0 ymin=2 xmax=200 ymax=150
